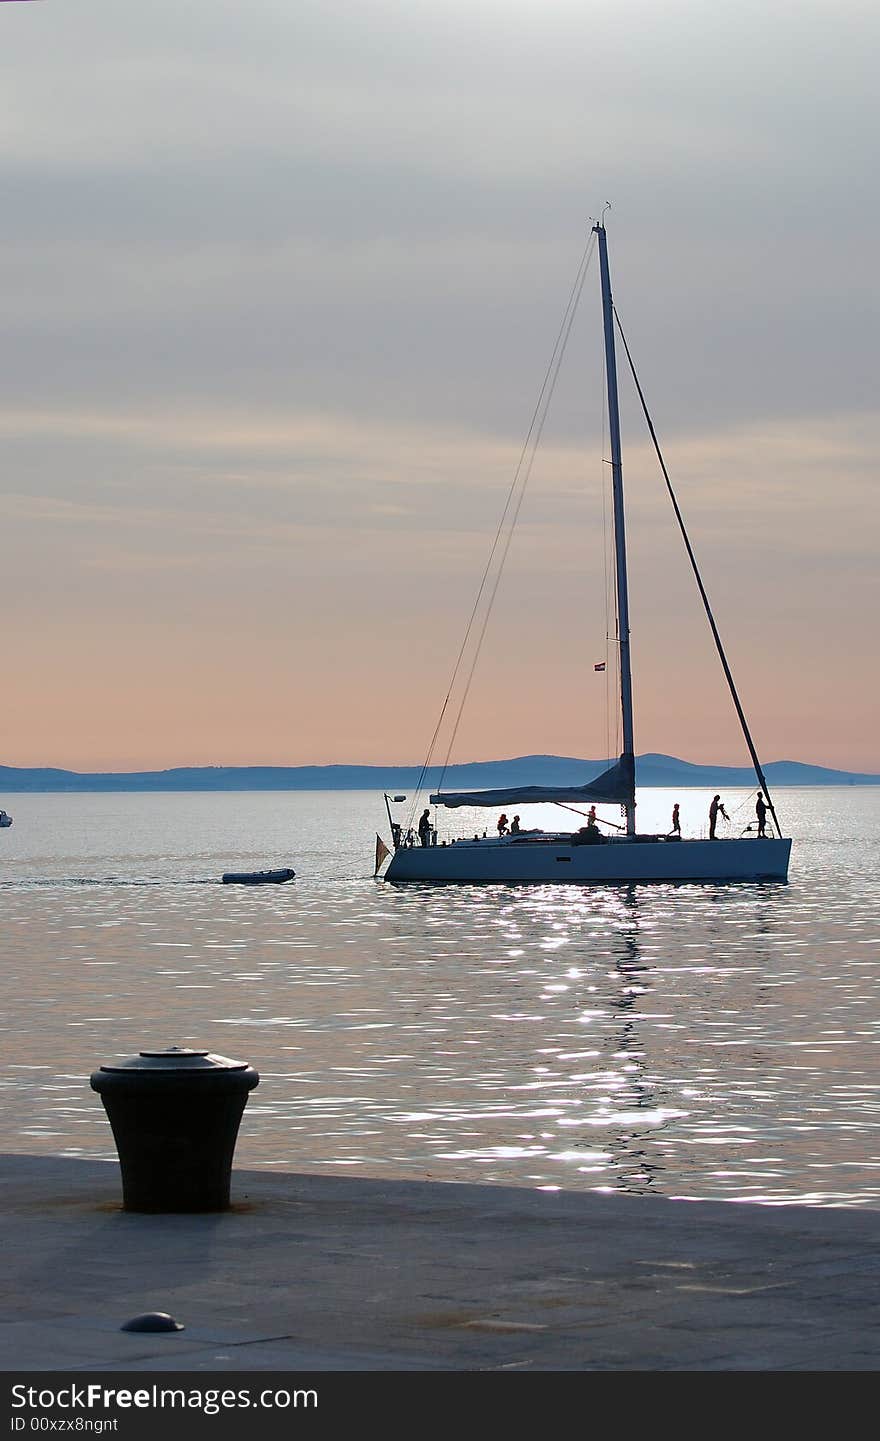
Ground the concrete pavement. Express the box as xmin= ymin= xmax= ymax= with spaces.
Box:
xmin=2 ymin=1153 xmax=878 ymax=1371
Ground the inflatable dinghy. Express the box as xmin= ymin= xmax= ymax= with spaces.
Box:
xmin=222 ymin=867 xmax=295 ymax=885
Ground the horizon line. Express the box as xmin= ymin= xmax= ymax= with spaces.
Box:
xmin=1 ymin=752 xmax=878 ymax=780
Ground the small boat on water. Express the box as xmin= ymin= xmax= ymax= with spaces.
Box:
xmin=0 ymin=810 xmax=12 ymax=829
xmin=222 ymin=868 xmax=296 ymax=886
xmin=379 ymin=219 xmax=791 ymax=885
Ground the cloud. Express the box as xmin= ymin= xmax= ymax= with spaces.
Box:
xmin=0 ymin=0 xmax=877 ymax=767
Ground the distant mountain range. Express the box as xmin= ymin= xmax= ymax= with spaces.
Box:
xmin=0 ymin=753 xmax=877 ymax=792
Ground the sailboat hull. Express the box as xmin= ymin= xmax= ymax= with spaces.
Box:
xmin=384 ymin=836 xmax=791 ymax=884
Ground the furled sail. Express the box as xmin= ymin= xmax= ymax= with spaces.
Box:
xmin=430 ymin=755 xmax=634 ymax=809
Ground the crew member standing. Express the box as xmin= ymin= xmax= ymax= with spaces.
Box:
xmin=755 ymin=792 xmax=768 ymax=838
xmin=708 ymin=794 xmax=729 ymax=839
xmin=671 ymin=802 xmax=681 ymax=836
xmin=418 ymin=808 xmax=431 ymax=847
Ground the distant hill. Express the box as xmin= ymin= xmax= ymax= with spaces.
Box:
xmin=0 ymin=753 xmax=877 ymax=792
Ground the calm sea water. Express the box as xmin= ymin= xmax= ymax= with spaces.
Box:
xmin=1 ymin=786 xmax=879 ymax=1208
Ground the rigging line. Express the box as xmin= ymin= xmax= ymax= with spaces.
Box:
xmin=554 ymin=801 xmax=626 ymax=829
xmin=613 ymin=306 xmax=784 ymax=841
xmin=729 ymin=789 xmax=758 ymax=823
xmin=405 ymin=230 xmax=598 ymax=829
xmin=437 ymin=237 xmax=595 ymax=790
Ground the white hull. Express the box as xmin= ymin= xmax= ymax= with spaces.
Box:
xmin=384 ymin=834 xmax=791 ymax=884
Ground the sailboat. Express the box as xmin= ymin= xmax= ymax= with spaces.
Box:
xmin=380 ymin=222 xmax=791 ymax=884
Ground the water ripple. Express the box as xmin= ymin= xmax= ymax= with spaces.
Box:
xmin=1 ymin=788 xmax=879 ymax=1205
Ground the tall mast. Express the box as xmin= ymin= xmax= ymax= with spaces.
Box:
xmin=594 ymin=222 xmax=636 ymax=836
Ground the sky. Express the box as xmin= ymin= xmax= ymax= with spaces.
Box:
xmin=0 ymin=0 xmax=877 ymax=773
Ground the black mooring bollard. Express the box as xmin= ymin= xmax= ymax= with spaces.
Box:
xmin=90 ymin=1046 xmax=260 ymax=1212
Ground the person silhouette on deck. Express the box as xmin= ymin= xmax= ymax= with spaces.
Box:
xmin=709 ymin=795 xmax=729 ymax=839
xmin=670 ymin=802 xmax=681 ymax=836
xmin=418 ymin=808 xmax=431 ymax=846
xmin=497 ymin=813 xmax=509 ymax=837
xmin=755 ymin=792 xmax=768 ymax=838
xmin=510 ymin=815 xmax=521 ymax=834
